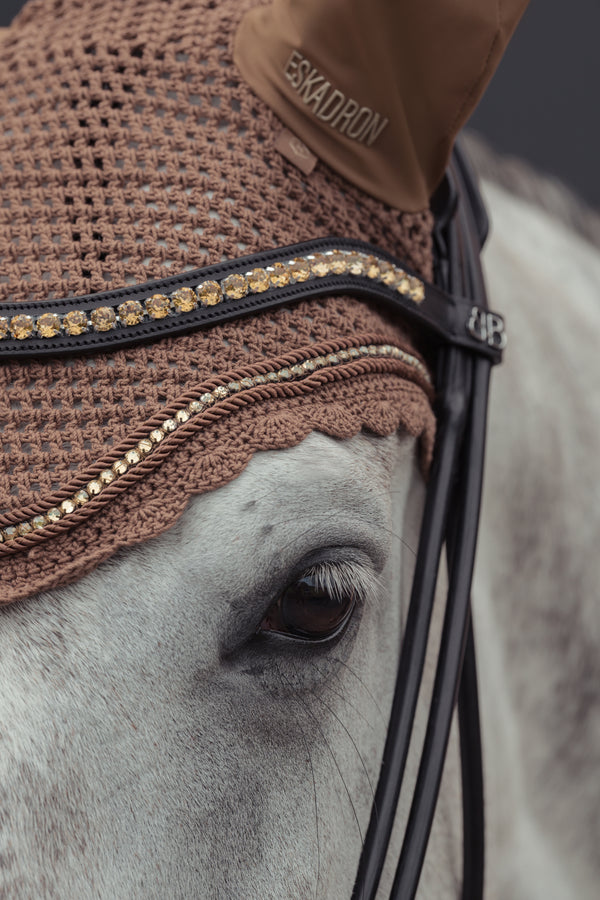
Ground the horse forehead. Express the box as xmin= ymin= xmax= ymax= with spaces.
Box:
xmin=234 ymin=430 xmax=406 ymax=491
xmin=104 ymin=430 xmax=407 ymax=562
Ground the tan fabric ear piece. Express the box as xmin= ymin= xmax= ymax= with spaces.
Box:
xmin=235 ymin=0 xmax=529 ymax=211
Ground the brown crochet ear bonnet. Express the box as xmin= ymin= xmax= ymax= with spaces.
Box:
xmin=0 ymin=0 xmax=526 ymax=604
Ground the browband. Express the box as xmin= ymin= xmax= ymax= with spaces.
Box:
xmin=0 ymin=237 xmax=505 ymax=362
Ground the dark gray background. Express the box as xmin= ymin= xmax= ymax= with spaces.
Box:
xmin=1 ymin=0 xmax=598 ymax=210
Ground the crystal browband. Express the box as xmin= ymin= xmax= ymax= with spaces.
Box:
xmin=0 ymin=341 xmax=429 ymax=552
xmin=0 ymin=237 xmax=505 ymax=362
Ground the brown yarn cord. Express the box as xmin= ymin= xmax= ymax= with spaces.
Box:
xmin=0 ymin=334 xmax=433 ymax=557
xmin=0 ymin=0 xmax=436 ymax=603
xmin=1 ymin=368 xmax=434 ymax=604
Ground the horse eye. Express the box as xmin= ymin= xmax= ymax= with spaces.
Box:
xmin=260 ymin=572 xmax=356 ymax=642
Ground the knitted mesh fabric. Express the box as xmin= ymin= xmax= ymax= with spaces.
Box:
xmin=0 ymin=0 xmax=436 ymax=604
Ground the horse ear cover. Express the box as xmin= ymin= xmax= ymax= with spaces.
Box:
xmin=0 ymin=0 xmax=525 ymax=603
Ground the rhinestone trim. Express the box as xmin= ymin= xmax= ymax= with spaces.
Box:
xmin=0 ymin=249 xmax=424 ymax=342
xmin=0 ymin=343 xmax=429 ymax=546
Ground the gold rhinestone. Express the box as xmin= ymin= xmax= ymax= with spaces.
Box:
xmin=162 ymin=419 xmax=177 ymax=433
xmin=227 ymin=381 xmax=242 ymax=393
xmin=99 ymin=469 xmax=116 ymax=484
xmin=313 ymin=356 xmax=327 ymax=367
xmin=328 ymin=251 xmax=349 ymax=274
xmin=200 ymin=392 xmax=215 ymax=406
xmin=290 ymin=364 xmax=304 ymax=376
xmin=3 ymin=526 xmax=17 ymax=541
xmin=378 ymin=260 xmax=397 ymax=286
xmin=17 ymin=521 xmax=33 ymax=536
xmin=36 ymin=312 xmax=61 ymax=338
xmin=150 ymin=429 xmax=164 ymax=443
xmin=364 ymin=256 xmax=381 ymax=279
xmin=124 ymin=448 xmax=141 ymax=465
xmin=91 ymin=306 xmax=116 ymax=332
xmin=112 ymin=459 xmax=128 ymax=476
xmin=326 ymin=354 xmax=340 ymax=365
xmin=288 ymin=258 xmax=311 ymax=282
xmin=338 ymin=350 xmax=351 ymax=361
xmin=31 ymin=514 xmax=48 ymax=529
xmin=175 ymin=409 xmax=190 ymax=424
xmin=408 ymin=277 xmax=425 ymax=303
xmin=266 ymin=372 xmax=280 ymax=382
xmin=10 ymin=314 xmax=34 ymax=340
xmin=240 ymin=377 xmax=255 ymax=389
xmin=347 ymin=253 xmax=365 ymax=276
xmin=46 ymin=507 xmax=62 ymax=522
xmin=197 ymin=280 xmax=223 ymax=306
xmin=137 ymin=438 xmax=153 ymax=455
xmin=252 ymin=374 xmax=267 ymax=385
xmin=73 ymin=489 xmax=90 ymax=506
xmin=87 ymin=480 xmax=103 ymax=496
xmin=63 ymin=309 xmax=88 ymax=335
xmin=222 ymin=273 xmax=248 ymax=300
xmin=145 ymin=293 xmax=171 ymax=319
xmin=359 ymin=345 xmax=369 ymax=355
xmin=246 ymin=268 xmax=270 ymax=293
xmin=278 ymin=368 xmax=292 ymax=380
xmin=171 ymin=287 xmax=197 ymax=313
xmin=348 ymin=347 xmax=361 ymax=358
xmin=118 ymin=299 xmax=144 ymax=325
xmin=60 ymin=498 xmax=76 ymax=515
xmin=309 ymin=254 xmax=331 ymax=277
xmin=367 ymin=345 xmax=378 ymax=356
xmin=268 ymin=262 xmax=290 ymax=288
xmin=396 ymin=271 xmax=411 ymax=295
xmin=188 ymin=400 xmax=203 ymax=413
xmin=212 ymin=385 xmax=229 ymax=400
xmin=302 ymin=359 xmax=316 ymax=372
xmin=0 ymin=316 xmax=9 ymax=339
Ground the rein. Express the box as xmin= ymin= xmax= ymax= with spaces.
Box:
xmin=352 ymin=144 xmax=492 ymax=899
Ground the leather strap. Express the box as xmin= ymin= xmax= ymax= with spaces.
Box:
xmin=0 ymin=237 xmax=505 ymax=362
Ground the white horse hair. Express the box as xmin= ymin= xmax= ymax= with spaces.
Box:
xmin=1 ymin=162 xmax=599 ymax=898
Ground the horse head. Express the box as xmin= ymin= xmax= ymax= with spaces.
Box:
xmin=6 ymin=3 xmax=598 ymax=900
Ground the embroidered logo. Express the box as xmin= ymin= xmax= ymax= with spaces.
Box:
xmin=284 ymin=51 xmax=389 ymax=147
xmin=274 ymin=127 xmax=318 ymax=174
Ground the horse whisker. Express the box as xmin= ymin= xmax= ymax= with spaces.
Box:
xmin=328 ymin=657 xmax=387 ymax=725
xmin=311 ymin=662 xmax=379 ymax=734
xmin=275 ymin=662 xmax=321 ymax=899
xmin=282 ymin=664 xmax=364 ymax=847
xmin=308 ymin=688 xmax=376 ymax=804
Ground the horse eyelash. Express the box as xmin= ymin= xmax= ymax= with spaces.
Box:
xmin=299 ymin=558 xmax=380 ymax=609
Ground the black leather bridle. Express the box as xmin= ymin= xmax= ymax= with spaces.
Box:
xmin=352 ymin=143 xmax=497 ymax=900
xmin=0 ymin=136 xmax=501 ymax=900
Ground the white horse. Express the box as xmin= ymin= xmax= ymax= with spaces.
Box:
xmin=1 ymin=153 xmax=599 ymax=899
